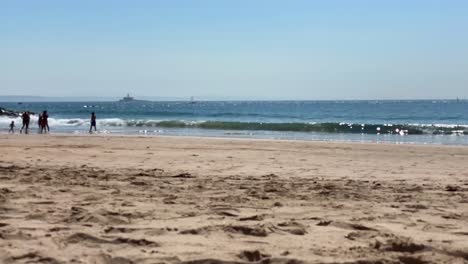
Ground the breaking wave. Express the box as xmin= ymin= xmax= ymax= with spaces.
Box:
xmin=113 ymin=120 xmax=467 ymax=135
xmin=1 ymin=115 xmax=467 ymax=135
xmin=2 ymin=116 xmax=466 ymax=135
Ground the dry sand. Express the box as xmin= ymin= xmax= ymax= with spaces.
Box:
xmin=0 ymin=134 xmax=468 ymax=264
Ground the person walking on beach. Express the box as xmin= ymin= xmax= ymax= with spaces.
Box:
xmin=9 ymin=121 xmax=15 ymax=133
xmin=20 ymin=111 xmax=30 ymax=134
xmin=89 ymin=112 xmax=97 ymax=133
xmin=42 ymin=111 xmax=49 ymax=133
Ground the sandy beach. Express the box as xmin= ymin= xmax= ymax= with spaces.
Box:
xmin=0 ymin=134 xmax=467 ymax=264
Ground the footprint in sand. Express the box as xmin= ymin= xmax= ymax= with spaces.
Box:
xmin=66 ymin=232 xmax=159 ymax=247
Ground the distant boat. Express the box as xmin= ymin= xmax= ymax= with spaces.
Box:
xmin=189 ymin=96 xmax=196 ymax=104
xmin=118 ymin=93 xmax=151 ymax=103
xmin=119 ymin=93 xmax=135 ymax=102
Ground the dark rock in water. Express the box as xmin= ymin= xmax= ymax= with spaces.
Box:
xmin=0 ymin=107 xmax=34 ymax=117
xmin=0 ymin=107 xmax=21 ymax=117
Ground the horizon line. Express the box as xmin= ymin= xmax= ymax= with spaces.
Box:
xmin=0 ymin=96 xmax=466 ymax=103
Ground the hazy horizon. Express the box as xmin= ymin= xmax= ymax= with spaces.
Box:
xmin=2 ymin=1 xmax=468 ymax=100
xmin=1 ymin=95 xmax=467 ymax=103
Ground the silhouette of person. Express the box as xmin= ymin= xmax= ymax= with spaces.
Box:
xmin=42 ymin=111 xmax=49 ymax=133
xmin=20 ymin=111 xmax=30 ymax=134
xmin=9 ymin=121 xmax=15 ymax=133
xmin=38 ymin=114 xmax=43 ymax=133
xmin=89 ymin=112 xmax=97 ymax=133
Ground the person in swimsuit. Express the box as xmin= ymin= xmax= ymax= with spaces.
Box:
xmin=20 ymin=111 xmax=30 ymax=134
xmin=89 ymin=112 xmax=97 ymax=133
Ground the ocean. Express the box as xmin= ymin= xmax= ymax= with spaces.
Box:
xmin=1 ymin=100 xmax=468 ymax=145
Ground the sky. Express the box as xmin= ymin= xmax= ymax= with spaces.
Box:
xmin=1 ymin=0 xmax=468 ymax=100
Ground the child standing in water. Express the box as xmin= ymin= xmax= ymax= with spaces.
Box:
xmin=89 ymin=112 xmax=97 ymax=133
xmin=9 ymin=121 xmax=15 ymax=133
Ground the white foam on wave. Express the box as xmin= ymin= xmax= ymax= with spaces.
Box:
xmin=2 ymin=117 xmax=127 ymax=128
xmin=2 ymin=116 xmax=468 ymax=131
xmin=409 ymin=123 xmax=468 ymax=128
xmin=0 ymin=117 xmax=194 ymax=128
xmin=0 ymin=116 xmax=23 ymax=126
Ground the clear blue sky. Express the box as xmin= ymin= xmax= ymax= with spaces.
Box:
xmin=2 ymin=0 xmax=467 ymax=100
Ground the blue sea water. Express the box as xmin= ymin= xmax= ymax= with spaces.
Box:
xmin=1 ymin=100 xmax=468 ymax=145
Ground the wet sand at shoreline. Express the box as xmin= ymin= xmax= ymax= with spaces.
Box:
xmin=1 ymin=134 xmax=468 ymax=263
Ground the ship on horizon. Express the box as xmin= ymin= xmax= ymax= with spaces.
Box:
xmin=118 ymin=93 xmax=152 ymax=103
xmin=119 ymin=93 xmax=135 ymax=102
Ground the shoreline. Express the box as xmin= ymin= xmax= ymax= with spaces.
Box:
xmin=2 ymin=132 xmax=468 ymax=149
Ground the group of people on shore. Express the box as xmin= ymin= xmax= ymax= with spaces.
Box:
xmin=9 ymin=110 xmax=50 ymax=134
xmin=8 ymin=111 xmax=97 ymax=134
